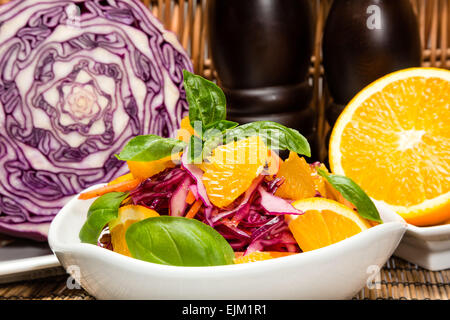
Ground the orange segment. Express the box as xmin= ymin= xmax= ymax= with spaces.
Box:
xmin=321 ymin=210 xmax=367 ymax=243
xmin=201 ymin=136 xmax=269 ymax=208
xmin=110 ymin=205 xmax=159 ymax=257
xmin=233 ymin=251 xmax=297 ymax=264
xmin=108 ymin=173 xmax=135 ymax=186
xmin=127 ymin=155 xmax=178 ymax=180
xmin=329 ymin=68 xmax=450 ymax=226
xmin=275 ymin=152 xmax=326 ymax=200
xmin=285 ymin=209 xmax=332 ymax=252
xmin=288 ymin=198 xmax=371 ymax=252
xmin=176 ymin=116 xmax=196 ymax=143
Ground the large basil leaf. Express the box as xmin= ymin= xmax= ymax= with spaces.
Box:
xmin=126 ymin=216 xmax=235 ymax=266
xmin=186 ymin=135 xmax=205 ymax=164
xmin=116 ymin=135 xmax=186 ymax=161
xmin=204 ymin=120 xmax=239 ymax=134
xmin=318 ymin=169 xmax=382 ymax=223
xmin=79 ymin=192 xmax=129 ymax=244
xmin=207 ymin=121 xmax=311 ymax=157
xmin=183 ymin=70 xmax=227 ymax=129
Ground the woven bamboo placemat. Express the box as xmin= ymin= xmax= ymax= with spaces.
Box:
xmin=0 ymin=257 xmax=448 ymax=300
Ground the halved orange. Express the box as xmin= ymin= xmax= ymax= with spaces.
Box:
xmin=234 ymin=251 xmax=297 ymax=264
xmin=274 ymin=152 xmax=327 ymax=200
xmin=287 ymin=198 xmax=371 ymax=252
xmin=201 ymin=136 xmax=269 ymax=208
xmin=329 ymin=68 xmax=450 ymax=226
xmin=110 ymin=205 xmax=159 ymax=257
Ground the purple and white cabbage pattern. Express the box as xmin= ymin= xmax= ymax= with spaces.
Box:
xmin=0 ymin=0 xmax=192 ymax=240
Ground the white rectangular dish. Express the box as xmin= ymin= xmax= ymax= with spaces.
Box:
xmin=395 ymin=223 xmax=450 ymax=271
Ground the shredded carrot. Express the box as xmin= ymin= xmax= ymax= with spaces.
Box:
xmin=185 ymin=199 xmax=202 ymax=219
xmin=186 ymin=190 xmax=196 ymax=205
xmin=222 ymin=218 xmax=238 ymax=228
xmin=78 ymin=178 xmax=141 ymax=200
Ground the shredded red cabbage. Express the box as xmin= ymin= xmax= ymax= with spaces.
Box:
xmin=129 ymin=166 xmax=302 ymax=254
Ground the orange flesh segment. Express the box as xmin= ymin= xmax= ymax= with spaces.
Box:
xmin=275 ymin=152 xmax=326 ymax=200
xmin=127 ymin=155 xmax=178 ymax=180
xmin=108 ymin=173 xmax=135 ymax=186
xmin=110 ymin=205 xmax=159 ymax=257
xmin=176 ymin=116 xmax=195 ymax=143
xmin=288 ymin=198 xmax=371 ymax=252
xmin=287 ymin=210 xmax=332 ymax=252
xmin=202 ymin=136 xmax=269 ymax=208
xmin=321 ymin=210 xmax=365 ymax=243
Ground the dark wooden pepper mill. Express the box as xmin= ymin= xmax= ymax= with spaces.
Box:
xmin=322 ymin=0 xmax=422 ymax=127
xmin=208 ymin=0 xmax=316 ymax=158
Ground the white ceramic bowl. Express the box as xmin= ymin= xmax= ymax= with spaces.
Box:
xmin=395 ymin=222 xmax=450 ymax=271
xmin=48 ymin=185 xmax=407 ymax=300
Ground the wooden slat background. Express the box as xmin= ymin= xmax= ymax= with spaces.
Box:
xmin=139 ymin=0 xmax=450 ymax=160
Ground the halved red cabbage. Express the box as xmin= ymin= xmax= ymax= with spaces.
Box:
xmin=0 ymin=0 xmax=192 ymax=241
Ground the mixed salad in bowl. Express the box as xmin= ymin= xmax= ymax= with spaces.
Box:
xmin=77 ymin=71 xmax=382 ymax=267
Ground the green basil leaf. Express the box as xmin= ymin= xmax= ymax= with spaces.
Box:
xmin=204 ymin=120 xmax=239 ymax=134
xmin=79 ymin=192 xmax=129 ymax=244
xmin=217 ymin=121 xmax=311 ymax=157
xmin=126 ymin=216 xmax=235 ymax=267
xmin=318 ymin=169 xmax=383 ymax=223
xmin=116 ymin=135 xmax=186 ymax=161
xmin=187 ymin=135 xmax=204 ymax=164
xmin=183 ymin=70 xmax=227 ymax=128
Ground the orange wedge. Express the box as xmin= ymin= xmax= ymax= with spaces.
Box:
xmin=275 ymin=152 xmax=327 ymax=200
xmin=234 ymin=251 xmax=297 ymax=264
xmin=110 ymin=205 xmax=159 ymax=257
xmin=127 ymin=155 xmax=178 ymax=180
xmin=329 ymin=68 xmax=450 ymax=226
xmin=176 ymin=116 xmax=196 ymax=143
xmin=127 ymin=116 xmax=188 ymax=181
xmin=201 ymin=136 xmax=269 ymax=208
xmin=108 ymin=173 xmax=135 ymax=186
xmin=287 ymin=198 xmax=371 ymax=252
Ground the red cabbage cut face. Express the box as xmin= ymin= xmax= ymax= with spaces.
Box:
xmin=0 ymin=0 xmax=192 ymax=241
